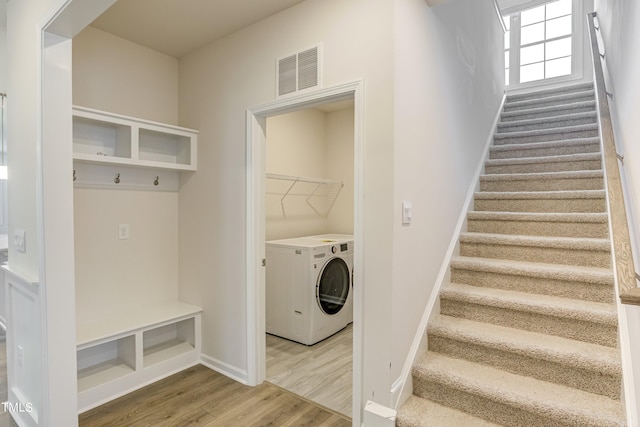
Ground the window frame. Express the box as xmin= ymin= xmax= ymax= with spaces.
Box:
xmin=503 ymin=0 xmax=583 ymax=91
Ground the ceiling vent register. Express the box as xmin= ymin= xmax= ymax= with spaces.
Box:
xmin=277 ymin=45 xmax=322 ymax=97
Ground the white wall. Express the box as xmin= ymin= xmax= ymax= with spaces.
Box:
xmin=74 ymin=189 xmax=179 ymax=319
xmin=265 ymin=107 xmax=354 ymax=241
xmin=72 ymin=27 xmax=182 ymax=320
xmin=0 ymin=2 xmax=6 ymax=91
xmin=178 ymin=0 xmax=394 ymax=412
xmin=326 ymin=108 xmax=355 ymax=235
xmin=391 ymin=0 xmax=504 ymax=394
xmin=594 ymin=0 xmax=640 ymax=421
xmin=73 ymin=26 xmax=179 ymax=124
xmin=266 ymin=109 xmax=329 ymax=240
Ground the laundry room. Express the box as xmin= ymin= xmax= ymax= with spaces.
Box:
xmin=264 ymin=99 xmax=355 ymax=417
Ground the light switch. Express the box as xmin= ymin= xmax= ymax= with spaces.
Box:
xmin=14 ymin=229 xmax=26 ymax=253
xmin=402 ymin=201 xmax=413 ymax=225
xmin=119 ymin=224 xmax=130 ymax=240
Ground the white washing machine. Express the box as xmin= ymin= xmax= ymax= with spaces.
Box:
xmin=266 ymin=234 xmax=354 ymax=345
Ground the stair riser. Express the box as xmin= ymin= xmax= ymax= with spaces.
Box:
xmin=450 ymin=267 xmax=614 ymax=303
xmin=440 ymin=299 xmax=618 ymax=347
xmin=413 ymin=377 xmax=595 ymax=427
xmin=480 ymin=177 xmax=603 ymax=192
xmin=428 ymin=335 xmax=621 ymax=400
xmin=497 ymin=116 xmax=597 ymax=133
xmin=504 ymin=93 xmax=595 ymax=112
xmin=494 ymin=128 xmax=599 ymax=146
xmin=501 ymin=105 xmax=595 ymax=122
xmin=485 ymin=159 xmax=601 ymax=174
xmin=474 ymin=198 xmax=606 ymax=213
xmin=466 ymin=218 xmax=609 ymax=238
xmin=490 ymin=143 xmax=600 ymax=160
xmin=459 ymin=241 xmax=611 ymax=268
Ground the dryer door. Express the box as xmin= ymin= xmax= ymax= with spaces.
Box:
xmin=316 ymin=257 xmax=350 ymax=315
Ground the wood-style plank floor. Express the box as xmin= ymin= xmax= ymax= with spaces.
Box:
xmin=79 ymin=364 xmax=351 ymax=427
xmin=0 ymin=331 xmax=19 ymax=427
xmin=266 ymin=324 xmax=352 ymax=417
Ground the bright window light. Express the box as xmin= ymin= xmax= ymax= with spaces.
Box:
xmin=546 ymin=56 xmax=572 ymax=78
xmin=520 ymin=62 xmax=545 ymax=83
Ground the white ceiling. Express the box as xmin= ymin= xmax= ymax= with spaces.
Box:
xmin=90 ymin=0 xmax=306 ymax=58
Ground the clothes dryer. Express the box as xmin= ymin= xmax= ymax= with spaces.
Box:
xmin=266 ymin=234 xmax=353 ymax=345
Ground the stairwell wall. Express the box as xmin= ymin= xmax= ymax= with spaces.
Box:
xmin=392 ymin=0 xmax=505 ymax=400
xmin=594 ymin=0 xmax=640 ymax=422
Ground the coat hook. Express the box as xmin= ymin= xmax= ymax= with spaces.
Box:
xmin=154 ymin=176 xmax=159 ymax=186
xmin=616 ymin=153 xmax=624 ymax=164
xmin=606 ymin=91 xmax=614 ymax=99
xmin=73 ymin=170 xmax=76 ymax=182
xmin=114 ymin=173 xmax=121 ymax=184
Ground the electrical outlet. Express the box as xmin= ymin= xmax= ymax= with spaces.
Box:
xmin=14 ymin=229 xmax=26 ymax=253
xmin=17 ymin=346 xmax=24 ymax=368
xmin=118 ymin=224 xmax=130 ymax=240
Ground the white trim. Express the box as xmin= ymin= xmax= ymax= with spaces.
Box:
xmin=36 ymin=1 xmax=118 ymax=425
xmin=246 ymin=80 xmax=364 ymax=426
xmin=391 ymin=94 xmax=507 ymax=410
xmin=493 ymin=0 xmax=508 ymax=33
xmin=200 ymin=355 xmax=249 ymax=385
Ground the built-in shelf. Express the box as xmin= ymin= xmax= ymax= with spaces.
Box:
xmin=76 ymin=300 xmax=202 ymax=413
xmin=143 ymin=317 xmax=196 ymax=368
xmin=72 ymin=106 xmax=197 ymax=173
xmin=77 ymin=335 xmax=135 ymax=392
xmin=266 ymin=173 xmax=343 ymax=217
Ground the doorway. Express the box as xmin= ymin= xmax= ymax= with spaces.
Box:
xmin=263 ymin=100 xmax=354 ymax=416
xmin=245 ymin=80 xmax=364 ymax=423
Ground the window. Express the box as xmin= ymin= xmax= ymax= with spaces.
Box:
xmin=504 ymin=0 xmax=580 ymax=87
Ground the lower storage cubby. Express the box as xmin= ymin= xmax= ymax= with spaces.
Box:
xmin=76 ymin=301 xmax=201 ymax=413
xmin=77 ymin=335 xmax=136 ymax=393
xmin=143 ymin=317 xmax=195 ymax=367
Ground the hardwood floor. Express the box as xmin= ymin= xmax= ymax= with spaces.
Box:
xmin=80 ymin=364 xmax=351 ymax=427
xmin=0 ymin=330 xmax=19 ymax=427
xmin=266 ymin=324 xmax=352 ymax=417
xmin=0 ymin=329 xmax=352 ymax=426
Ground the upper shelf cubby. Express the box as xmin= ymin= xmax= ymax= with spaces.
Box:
xmin=72 ymin=106 xmax=198 ymax=171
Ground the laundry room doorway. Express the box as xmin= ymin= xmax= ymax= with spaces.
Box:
xmin=245 ymin=81 xmax=364 ymax=422
xmin=263 ymin=99 xmax=354 ymax=416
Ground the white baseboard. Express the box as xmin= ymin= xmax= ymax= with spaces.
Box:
xmin=391 ymin=94 xmax=507 ymax=409
xmin=200 ymin=354 xmax=249 ymax=385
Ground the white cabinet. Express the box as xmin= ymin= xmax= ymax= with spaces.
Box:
xmin=73 ymin=106 xmax=197 ymax=171
xmin=76 ymin=301 xmax=202 ymax=412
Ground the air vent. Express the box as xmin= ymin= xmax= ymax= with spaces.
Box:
xmin=277 ymin=45 xmax=321 ymax=97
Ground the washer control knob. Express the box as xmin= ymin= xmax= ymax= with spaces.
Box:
xmin=331 ymin=246 xmax=337 ymax=254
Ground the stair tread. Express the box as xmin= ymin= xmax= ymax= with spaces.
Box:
xmin=467 ymin=211 xmax=608 ymax=223
xmin=501 ymin=100 xmax=596 ymax=120
xmin=494 ymin=123 xmax=599 ymax=140
xmin=480 ymin=169 xmax=603 ymax=181
xmin=475 ymin=189 xmax=605 ymax=200
xmin=490 ymin=137 xmax=600 ymax=152
xmin=450 ymin=255 xmax=614 ymax=284
xmin=506 ymin=82 xmax=594 ymax=103
xmin=397 ymin=395 xmax=503 ymax=427
xmin=505 ymin=90 xmax=596 ymax=109
xmin=459 ymin=232 xmax=610 ymax=251
xmin=497 ymin=111 xmax=597 ymax=130
xmin=429 ymin=315 xmax=621 ymax=374
xmin=441 ymin=282 xmax=618 ymax=324
xmin=414 ymin=353 xmax=625 ymax=426
xmin=485 ymin=152 xmax=601 ymax=166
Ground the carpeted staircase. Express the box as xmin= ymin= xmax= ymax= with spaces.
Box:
xmin=397 ymin=82 xmax=627 ymax=427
